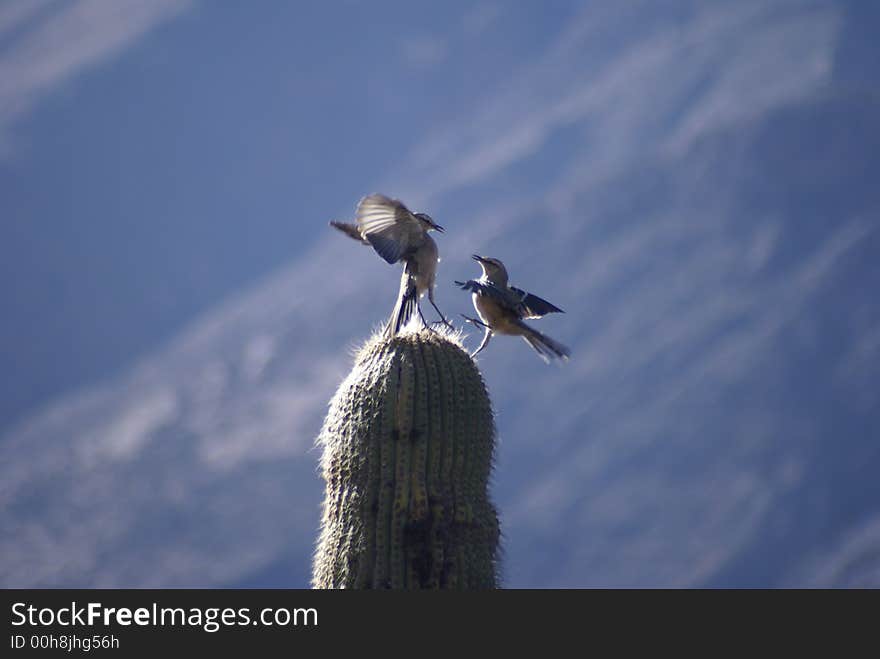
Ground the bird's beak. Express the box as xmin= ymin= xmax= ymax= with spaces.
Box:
xmin=432 ymin=222 xmax=445 ymax=233
xmin=472 ymin=254 xmax=485 ymax=263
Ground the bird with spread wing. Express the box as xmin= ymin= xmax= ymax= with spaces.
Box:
xmin=331 ymin=194 xmax=451 ymax=336
xmin=456 ymin=255 xmax=570 ymax=362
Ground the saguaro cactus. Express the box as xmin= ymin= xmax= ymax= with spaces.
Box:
xmin=312 ymin=329 xmax=499 ymax=589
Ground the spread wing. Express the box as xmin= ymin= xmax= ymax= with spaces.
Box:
xmin=456 ymin=279 xmax=480 ymax=293
xmin=456 ymin=279 xmax=518 ymax=309
xmin=509 ymin=285 xmax=565 ymax=318
xmin=356 ymin=194 xmax=422 ymax=264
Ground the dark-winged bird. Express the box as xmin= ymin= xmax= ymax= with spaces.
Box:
xmin=456 ymin=255 xmax=569 ymax=362
xmin=331 ymin=194 xmax=450 ymax=336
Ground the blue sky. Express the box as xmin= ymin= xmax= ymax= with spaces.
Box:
xmin=1 ymin=0 xmax=879 ymax=587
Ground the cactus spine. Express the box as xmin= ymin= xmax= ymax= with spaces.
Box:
xmin=312 ymin=329 xmax=499 ymax=589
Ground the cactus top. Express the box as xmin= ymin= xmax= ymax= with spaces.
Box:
xmin=313 ymin=329 xmax=500 ymax=589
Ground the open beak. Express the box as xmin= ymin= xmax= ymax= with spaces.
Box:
xmin=472 ymin=254 xmax=485 ymax=263
xmin=432 ymin=222 xmax=445 ymax=233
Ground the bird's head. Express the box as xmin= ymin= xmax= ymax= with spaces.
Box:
xmin=415 ymin=212 xmax=444 ymax=233
xmin=472 ymin=255 xmax=508 ymax=285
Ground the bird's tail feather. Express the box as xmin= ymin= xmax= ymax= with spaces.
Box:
xmin=329 ymin=220 xmax=369 ymax=244
xmin=518 ymin=322 xmax=570 ymax=363
xmin=386 ymin=274 xmax=419 ymax=337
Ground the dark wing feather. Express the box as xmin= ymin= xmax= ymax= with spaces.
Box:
xmin=458 ymin=279 xmax=516 ymax=308
xmin=509 ymin=285 xmax=565 ymax=318
xmin=456 ymin=279 xmax=482 ymax=293
xmin=366 ymin=232 xmax=404 ymax=264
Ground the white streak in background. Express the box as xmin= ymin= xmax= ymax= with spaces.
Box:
xmin=0 ymin=0 xmax=53 ymax=36
xmin=400 ymin=34 xmax=448 ymax=69
xmin=85 ymin=388 xmax=179 ymax=462
xmin=666 ymin=9 xmax=837 ymax=154
xmin=0 ymin=0 xmax=192 ymax=149
xmin=789 ymin=518 xmax=880 ymax=587
xmin=571 ymin=219 xmax=872 ymax=388
xmin=242 ymin=334 xmax=277 ymax=382
xmin=396 ymin=1 xmax=841 ymax=201
xmin=745 ymin=221 xmax=781 ymax=273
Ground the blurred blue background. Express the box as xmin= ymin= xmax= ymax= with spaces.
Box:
xmin=1 ymin=0 xmax=878 ymax=587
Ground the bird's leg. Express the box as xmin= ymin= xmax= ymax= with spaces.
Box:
xmin=428 ymin=289 xmax=454 ymax=330
xmin=460 ymin=313 xmax=491 ymax=329
xmin=417 ymin=304 xmax=438 ymax=334
xmin=472 ymin=328 xmax=493 ymax=357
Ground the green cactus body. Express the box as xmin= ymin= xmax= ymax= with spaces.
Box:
xmin=313 ymin=329 xmax=500 ymax=589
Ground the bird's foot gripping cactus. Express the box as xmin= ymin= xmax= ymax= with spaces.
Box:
xmin=313 ymin=328 xmax=500 ymax=589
